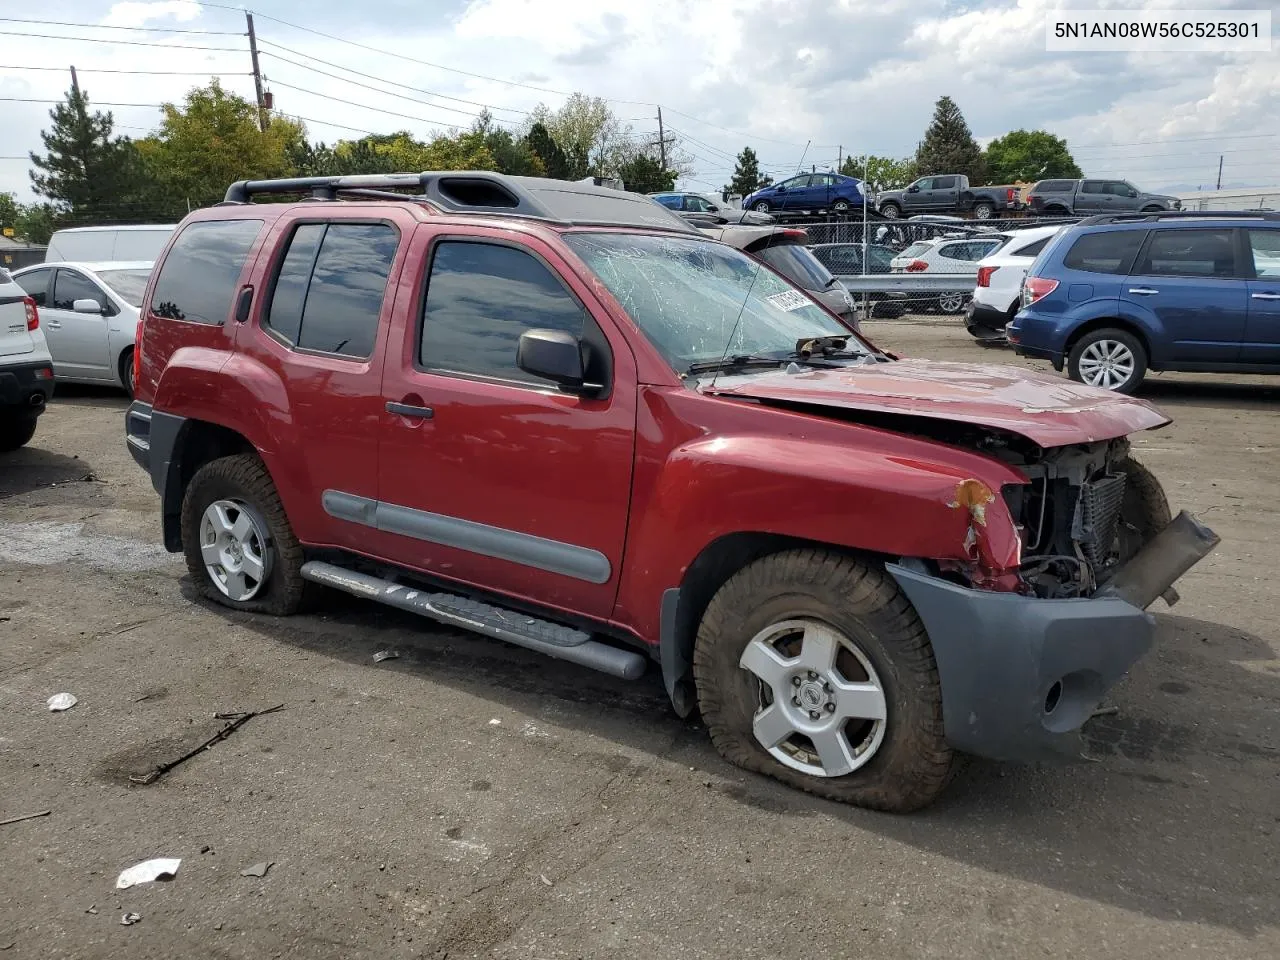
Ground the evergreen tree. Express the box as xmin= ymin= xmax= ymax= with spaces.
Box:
xmin=617 ymin=153 xmax=675 ymax=193
xmin=526 ymin=122 xmax=571 ymax=179
xmin=914 ymin=96 xmax=985 ymax=183
xmin=29 ymin=86 xmax=148 ymax=222
xmin=724 ymin=147 xmax=771 ymax=197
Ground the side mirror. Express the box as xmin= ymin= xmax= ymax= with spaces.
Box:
xmin=73 ymin=298 xmax=104 ymax=315
xmin=517 ymin=329 xmax=601 ymax=394
xmin=1128 ymin=189 xmax=1138 ymax=198
xmin=907 ymin=184 xmax=920 ymax=193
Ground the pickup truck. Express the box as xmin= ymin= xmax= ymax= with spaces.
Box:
xmin=876 ymin=175 xmax=1020 ymax=221
xmin=125 ymin=171 xmax=1216 ymax=812
xmin=1026 ymin=178 xmax=1181 ymax=216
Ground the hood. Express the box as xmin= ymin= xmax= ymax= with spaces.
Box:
xmin=701 ymin=358 xmax=1169 ymax=448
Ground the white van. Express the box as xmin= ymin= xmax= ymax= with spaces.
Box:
xmin=45 ymin=225 xmax=175 ymax=263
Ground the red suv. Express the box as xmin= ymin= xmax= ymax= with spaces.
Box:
xmin=125 ymin=173 xmax=1216 ymax=811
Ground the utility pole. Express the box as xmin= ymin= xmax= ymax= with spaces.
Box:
xmin=69 ymin=65 xmax=81 ymax=100
xmin=654 ymin=107 xmax=676 ymax=171
xmin=837 ymin=145 xmax=842 ymax=173
xmin=1216 ymin=155 xmax=1224 ymax=190
xmin=246 ymin=12 xmax=267 ymax=133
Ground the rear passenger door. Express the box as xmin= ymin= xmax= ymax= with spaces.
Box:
xmin=1242 ymin=228 xmax=1280 ymax=363
xmin=375 ymin=227 xmax=637 ymax=619
xmin=240 ymin=213 xmax=409 ymax=552
xmin=43 ymin=268 xmax=113 ymax=378
xmin=930 ymin=176 xmax=959 ymax=211
xmin=1076 ymin=181 xmax=1109 ymax=215
xmin=1122 ymin=228 xmax=1247 ymax=363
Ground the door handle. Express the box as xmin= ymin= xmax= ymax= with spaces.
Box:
xmin=1251 ymin=292 xmax=1280 ymax=300
xmin=1127 ymin=287 xmax=1159 ymax=295
xmin=386 ymin=401 xmax=433 ymax=419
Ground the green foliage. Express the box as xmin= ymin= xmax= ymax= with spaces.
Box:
xmin=839 ymin=155 xmax=916 ymax=193
xmin=983 ymin=129 xmax=1082 ymax=183
xmin=914 ymin=96 xmax=985 ymax=183
xmin=526 ymin=94 xmax=637 ymax=179
xmin=526 ymin=122 xmax=571 ymax=179
xmin=617 ymin=153 xmax=675 ymax=193
xmin=724 ymin=147 xmax=772 ymax=197
xmin=16 ymin=203 xmax=60 ymax=245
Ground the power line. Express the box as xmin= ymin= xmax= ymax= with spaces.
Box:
xmin=278 ymin=113 xmax=377 ymax=137
xmin=0 ymin=29 xmax=243 ymax=52
xmin=0 ymin=64 xmax=250 ymax=76
xmin=1069 ymin=131 xmax=1280 ymax=150
xmin=267 ymin=79 xmax=479 ymax=130
xmin=0 ymin=17 xmax=241 ymax=35
xmin=0 ymin=96 xmax=162 ymax=107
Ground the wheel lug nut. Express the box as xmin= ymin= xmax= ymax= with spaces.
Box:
xmin=792 ymin=676 xmax=802 ymax=687
xmin=825 ymin=702 xmax=836 ymax=713
xmin=807 ymin=670 xmax=817 ymax=680
xmin=823 ymin=682 xmax=832 ymax=693
xmin=791 ymin=697 xmax=800 ymax=707
xmin=808 ymin=710 xmax=820 ymax=721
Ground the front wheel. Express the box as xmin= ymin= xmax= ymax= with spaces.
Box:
xmin=119 ymin=348 xmax=135 ymax=398
xmin=692 ymin=550 xmax=954 ymax=812
xmin=0 ymin=416 xmax=38 ymax=452
xmin=879 ymin=202 xmax=901 ymax=219
xmin=1115 ymin=455 xmax=1171 ymax=562
xmin=753 ymin=200 xmax=771 ymax=213
xmin=832 ymin=198 xmax=851 ymax=214
xmin=181 ymin=453 xmax=313 ymax=615
xmin=1068 ymin=327 xmax=1147 ymax=394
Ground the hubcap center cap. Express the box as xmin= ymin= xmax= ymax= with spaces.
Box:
xmin=798 ymin=680 xmax=827 ymax=711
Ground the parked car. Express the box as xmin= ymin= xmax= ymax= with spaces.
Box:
xmin=0 ymin=267 xmax=55 ymax=451
xmin=876 ymin=175 xmax=1021 ymax=220
xmin=1009 ymin=211 xmax=1280 ymax=393
xmin=809 ymin=242 xmax=905 ymax=317
xmin=743 ymin=173 xmax=864 ymax=215
xmin=649 ymin=192 xmax=733 ymax=214
xmin=44 ymin=225 xmax=174 ymax=263
xmin=126 ymin=171 xmax=1214 ymax=812
xmin=13 ymin=261 xmax=151 ymax=396
xmin=687 ymin=220 xmax=860 ymax=329
xmin=890 ymin=235 xmax=1008 ymax=313
xmin=1026 ymin=179 xmax=1180 ymax=217
xmin=965 ymin=226 xmax=1065 ymax=343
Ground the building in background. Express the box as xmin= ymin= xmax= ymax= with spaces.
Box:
xmin=1173 ymin=187 xmax=1279 ymax=211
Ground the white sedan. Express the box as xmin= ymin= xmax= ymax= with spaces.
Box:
xmin=13 ymin=261 xmax=151 ymax=396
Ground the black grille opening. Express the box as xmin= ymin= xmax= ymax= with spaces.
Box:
xmin=437 ymin=178 xmax=520 ymax=208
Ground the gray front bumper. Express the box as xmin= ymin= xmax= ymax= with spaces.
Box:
xmin=887 ymin=563 xmax=1154 ymax=763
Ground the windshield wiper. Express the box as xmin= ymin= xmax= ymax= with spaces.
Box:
xmin=686 ymin=354 xmax=787 ymax=376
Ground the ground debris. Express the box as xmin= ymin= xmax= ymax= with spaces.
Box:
xmin=130 ymin=705 xmax=284 ymax=785
xmin=117 ymin=858 xmax=180 ymax=889
xmin=239 ymin=861 xmax=273 ymax=878
xmin=0 ymin=810 xmax=51 ymax=827
xmin=120 ymin=913 xmax=141 ymax=926
xmin=47 ymin=693 xmax=77 ymax=712
xmin=372 ymin=650 xmax=400 ymax=663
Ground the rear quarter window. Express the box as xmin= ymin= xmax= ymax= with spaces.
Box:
xmin=150 ymin=219 xmax=263 ymax=324
xmin=1062 ymin=230 xmax=1146 ymax=275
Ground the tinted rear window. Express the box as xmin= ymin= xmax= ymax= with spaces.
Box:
xmin=1034 ymin=180 xmax=1074 ymax=193
xmin=1063 ymin=230 xmax=1145 ymax=275
xmin=150 ymin=220 xmax=263 ymax=324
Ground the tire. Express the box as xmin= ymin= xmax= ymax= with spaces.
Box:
xmin=973 ymin=202 xmax=995 ymax=220
xmin=753 ymin=201 xmax=771 ymax=213
xmin=0 ymin=416 xmax=38 ymax=452
xmin=119 ymin=348 xmax=135 ymax=399
xmin=832 ymin=198 xmax=851 ymax=214
xmin=1114 ymin=455 xmax=1171 ymax=562
xmin=937 ymin=292 xmax=967 ymax=314
xmin=1140 ymin=205 xmax=1164 ymax=213
xmin=879 ymin=202 xmax=901 ymax=219
xmin=692 ymin=549 xmax=954 ymax=812
xmin=1068 ymin=327 xmax=1147 ymax=394
xmin=180 ymin=453 xmax=313 ymax=616
xmin=1045 ymin=205 xmax=1069 ymax=216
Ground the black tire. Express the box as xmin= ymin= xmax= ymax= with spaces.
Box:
xmin=1140 ymin=205 xmax=1164 ymax=213
xmin=879 ymin=202 xmax=901 ymax=219
xmin=752 ymin=201 xmax=771 ymax=213
xmin=1115 ymin=454 xmax=1171 ymax=562
xmin=832 ymin=198 xmax=851 ymax=214
xmin=692 ymin=549 xmax=954 ymax=812
xmin=973 ymin=202 xmax=995 ymax=220
xmin=1067 ymin=327 xmax=1148 ymax=394
xmin=119 ymin=347 xmax=135 ymax=399
xmin=180 ymin=453 xmax=313 ymax=616
xmin=0 ymin=416 xmax=38 ymax=452
xmin=1045 ymin=205 xmax=1069 ymax=216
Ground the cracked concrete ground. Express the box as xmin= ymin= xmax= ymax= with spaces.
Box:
xmin=1 ymin=320 xmax=1277 ymax=959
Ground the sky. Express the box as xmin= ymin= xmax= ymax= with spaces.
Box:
xmin=2 ymin=0 xmax=1278 ymax=205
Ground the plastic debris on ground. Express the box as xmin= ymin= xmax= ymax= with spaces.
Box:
xmin=120 ymin=913 xmax=141 ymax=926
xmin=488 ymin=718 xmax=501 ymax=726
xmin=116 ymin=858 xmax=181 ymax=889
xmin=239 ymin=861 xmax=273 ymax=878
xmin=372 ymin=650 xmax=400 ymax=663
xmin=47 ymin=693 xmax=77 ymax=712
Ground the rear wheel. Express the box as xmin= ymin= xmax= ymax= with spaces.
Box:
xmin=973 ymin=202 xmax=995 ymax=220
xmin=692 ymin=549 xmax=954 ymax=812
xmin=937 ymin=292 xmax=967 ymax=314
xmin=0 ymin=416 xmax=38 ymax=452
xmin=180 ymin=453 xmax=312 ymax=615
xmin=1068 ymin=327 xmax=1147 ymax=394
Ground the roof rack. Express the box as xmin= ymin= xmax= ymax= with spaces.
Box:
xmin=1080 ymin=210 xmax=1280 ymax=225
xmin=220 ymin=171 xmax=699 ymax=234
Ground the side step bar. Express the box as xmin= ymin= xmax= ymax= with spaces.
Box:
xmin=300 ymin=561 xmax=647 ymax=680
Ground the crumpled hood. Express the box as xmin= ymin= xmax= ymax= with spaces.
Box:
xmin=701 ymin=358 xmax=1170 ymax=448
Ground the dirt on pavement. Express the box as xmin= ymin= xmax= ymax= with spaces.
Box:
xmin=1 ymin=320 xmax=1277 ymax=959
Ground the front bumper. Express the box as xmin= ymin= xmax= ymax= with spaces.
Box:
xmin=0 ymin=360 xmax=55 ymax=415
xmin=887 ymin=562 xmax=1155 ymax=762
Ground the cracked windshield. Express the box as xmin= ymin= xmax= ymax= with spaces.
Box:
xmin=565 ymin=232 xmax=861 ymax=372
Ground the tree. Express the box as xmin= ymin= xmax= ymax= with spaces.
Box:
xmin=0 ymin=193 xmax=19 ymax=234
xmin=983 ymin=129 xmax=1082 ymax=184
xmin=839 ymin=155 xmax=916 ymax=193
xmin=141 ymin=80 xmax=306 ymax=215
xmin=914 ymin=96 xmax=985 ymax=183
xmin=526 ymin=122 xmax=571 ymax=179
xmin=723 ymin=147 xmax=772 ymax=197
xmin=28 ymin=86 xmax=149 ymax=223
xmin=526 ymin=94 xmax=632 ymax=179
xmin=470 ymin=111 xmax=544 ymax=176
xmin=16 ymin=203 xmax=60 ymax=245
xmin=617 ymin=153 xmax=675 ymax=193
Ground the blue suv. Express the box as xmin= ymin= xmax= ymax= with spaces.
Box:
xmin=1008 ymin=212 xmax=1280 ymax=393
xmin=744 ymin=173 xmax=865 ymax=215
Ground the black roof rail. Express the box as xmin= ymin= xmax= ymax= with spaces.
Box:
xmin=221 ymin=171 xmax=699 ymax=234
xmin=1080 ymin=210 xmax=1280 ymax=226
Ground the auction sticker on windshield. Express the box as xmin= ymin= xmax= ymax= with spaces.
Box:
xmin=765 ymin=290 xmax=811 ymax=312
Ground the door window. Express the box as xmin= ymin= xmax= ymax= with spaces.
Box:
xmin=777 ymin=176 xmax=808 ymax=190
xmin=1080 ymin=181 xmax=1106 ymax=194
xmin=14 ymin=267 xmax=52 ymax=307
xmin=1107 ymin=181 xmax=1136 ymax=197
xmin=419 ymin=241 xmax=588 ymax=385
xmin=150 ymin=219 xmax=263 ymax=324
xmin=1135 ymin=229 xmax=1238 ymax=279
xmin=913 ymin=178 xmax=934 ymax=191
xmin=52 ymin=270 xmax=107 ymax=311
xmin=1247 ymin=229 xmax=1280 ymax=278
xmin=933 ymin=176 xmax=957 ymax=190
xmin=1063 ymin=230 xmax=1145 ymax=274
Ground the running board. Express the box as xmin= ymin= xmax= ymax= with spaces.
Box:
xmin=299 ymin=561 xmax=647 ymax=680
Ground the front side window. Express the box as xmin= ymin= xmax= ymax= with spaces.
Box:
xmin=913 ymin=178 xmax=933 ymax=191
xmin=1063 ymin=230 xmax=1145 ymax=275
xmin=564 ymin=232 xmax=856 ymax=373
xmin=1135 ymin=229 xmax=1237 ymax=279
xmin=265 ymin=222 xmax=397 ymax=358
xmin=53 ymin=270 xmax=106 ymax=311
xmin=150 ymin=219 xmax=263 ymax=325
xmin=1248 ymin=229 xmax=1280 ymax=278
xmin=420 ymin=241 xmax=588 ymax=384
xmin=653 ymin=195 xmax=681 ymax=209
xmin=778 ymin=176 xmax=807 ymax=190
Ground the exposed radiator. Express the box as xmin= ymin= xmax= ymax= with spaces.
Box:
xmin=1074 ymin=474 xmax=1127 ymax=568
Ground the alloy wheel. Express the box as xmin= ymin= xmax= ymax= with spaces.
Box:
xmin=1078 ymin=339 xmax=1136 ymax=390
xmin=938 ymin=292 xmax=966 ymax=313
xmin=739 ymin=619 xmax=888 ymax=778
xmin=199 ymin=499 xmax=272 ymax=601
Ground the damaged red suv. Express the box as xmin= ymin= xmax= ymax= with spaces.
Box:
xmin=125 ymin=173 xmax=1217 ymax=811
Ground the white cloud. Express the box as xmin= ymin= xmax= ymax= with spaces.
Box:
xmin=103 ymin=1 xmax=202 ymax=28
